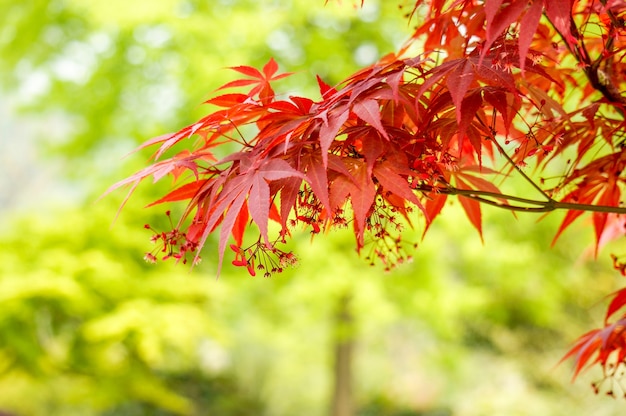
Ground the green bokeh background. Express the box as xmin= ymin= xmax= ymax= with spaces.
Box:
xmin=0 ymin=1 xmax=623 ymax=414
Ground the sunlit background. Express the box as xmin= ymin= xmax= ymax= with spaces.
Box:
xmin=1 ymin=1 xmax=623 ymax=415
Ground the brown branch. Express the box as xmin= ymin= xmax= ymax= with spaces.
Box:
xmin=545 ymin=4 xmax=626 ymax=112
xmin=417 ymin=184 xmax=626 ymax=215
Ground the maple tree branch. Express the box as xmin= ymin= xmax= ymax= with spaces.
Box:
xmin=545 ymin=6 xmax=626 ymax=113
xmin=417 ymin=184 xmax=626 ymax=215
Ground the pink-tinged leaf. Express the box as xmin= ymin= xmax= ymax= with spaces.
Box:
xmin=361 ymin=132 xmax=386 ymax=176
xmin=484 ymin=0 xmax=528 ymax=56
xmin=484 ymin=0 xmax=504 ymax=27
xmin=327 ymin=153 xmax=353 ymax=179
xmin=348 ymin=160 xmax=377 ymax=246
xmin=215 ymin=192 xmax=248 ymax=276
xmin=352 ymin=99 xmax=389 ymax=140
xmin=568 ymin=331 xmax=602 ymax=380
xmin=191 ymin=174 xmax=251 ymax=273
xmin=319 ymin=107 xmax=349 ymax=166
xmin=518 ymin=0 xmax=544 ymax=72
xmin=104 ymin=153 xmax=199 ymax=200
xmin=248 ymin=173 xmax=271 ymax=244
xmin=259 ymin=158 xmax=304 ymax=181
xmin=560 ymin=315 xmax=626 ymax=380
xmin=593 ymin=187 xmax=619 ymax=252
xmin=249 ymin=158 xmax=305 ymax=244
xmin=521 ymin=58 xmax=561 ymax=85
xmin=154 ymin=122 xmax=205 ymax=160
xmin=559 ymin=335 xmax=591 ymax=378
xmin=544 ymin=0 xmax=576 ymax=49
xmin=187 ymin=222 xmax=206 ymax=244
xmin=598 ymin=214 xmax=626 ymax=252
xmin=134 ymin=131 xmax=181 ymax=152
xmin=329 ymin=174 xmax=353 ymax=214
xmin=474 ymin=61 xmax=517 ymax=93
xmin=275 ymin=176 xmax=302 ymax=230
xmin=329 ymin=158 xmax=375 ymax=245
xmin=385 ymin=68 xmax=405 ymax=103
xmin=304 ymin=152 xmax=331 ymax=211
xmin=373 ymin=161 xmax=421 ymax=206
xmin=605 ymin=288 xmax=626 ymax=324
xmin=146 ymin=179 xmax=209 ymax=207
xmin=446 ymin=60 xmax=475 ymax=128
xmin=416 ymin=61 xmax=459 ymax=103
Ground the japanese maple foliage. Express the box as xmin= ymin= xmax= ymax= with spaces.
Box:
xmin=108 ymin=0 xmax=626 ymax=391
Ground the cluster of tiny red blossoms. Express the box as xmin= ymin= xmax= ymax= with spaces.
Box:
xmin=291 ymin=185 xmax=416 ymax=271
xmin=363 ymin=195 xmax=416 ymax=270
xmin=230 ymin=240 xmax=298 ymax=278
xmin=143 ymin=211 xmax=200 ymax=265
xmin=291 ymin=187 xmax=324 ymax=233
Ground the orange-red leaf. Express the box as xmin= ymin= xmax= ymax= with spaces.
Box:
xmin=518 ymin=0 xmax=543 ymax=72
xmin=232 ymin=203 xmax=249 ymax=246
xmin=317 ymin=75 xmax=336 ymax=99
xmin=605 ymin=288 xmax=626 ymax=324
xmin=457 ymin=90 xmax=484 ymax=156
xmin=319 ymin=106 xmax=349 ymax=166
xmin=303 ymin=151 xmax=331 ymax=211
xmin=373 ymin=160 xmax=422 ymax=208
xmin=205 ymin=93 xmax=249 ymax=107
xmin=447 ymin=60 xmax=475 ymax=128
xmin=455 ymin=176 xmax=483 ymax=240
xmin=352 ymin=99 xmax=389 ymax=140
xmin=484 ymin=0 xmax=528 ymax=56
xmin=147 ymin=180 xmax=209 ymax=207
xmin=248 ymin=159 xmax=305 ymax=244
xmin=544 ymin=0 xmax=577 ymax=49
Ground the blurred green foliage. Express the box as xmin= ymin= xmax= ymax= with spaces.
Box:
xmin=0 ymin=0 xmax=624 ymax=415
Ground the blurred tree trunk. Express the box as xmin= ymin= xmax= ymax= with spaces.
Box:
xmin=330 ymin=293 xmax=354 ymax=416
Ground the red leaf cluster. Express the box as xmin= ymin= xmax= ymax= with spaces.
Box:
xmin=108 ymin=0 xmax=626 ymax=387
xmin=561 ymin=288 xmax=626 ymax=395
xmin=107 ymin=1 xmax=626 ymax=271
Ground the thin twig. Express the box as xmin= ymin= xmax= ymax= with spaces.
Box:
xmin=489 ymin=136 xmax=553 ymax=201
xmin=417 ymin=184 xmax=626 ymax=215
